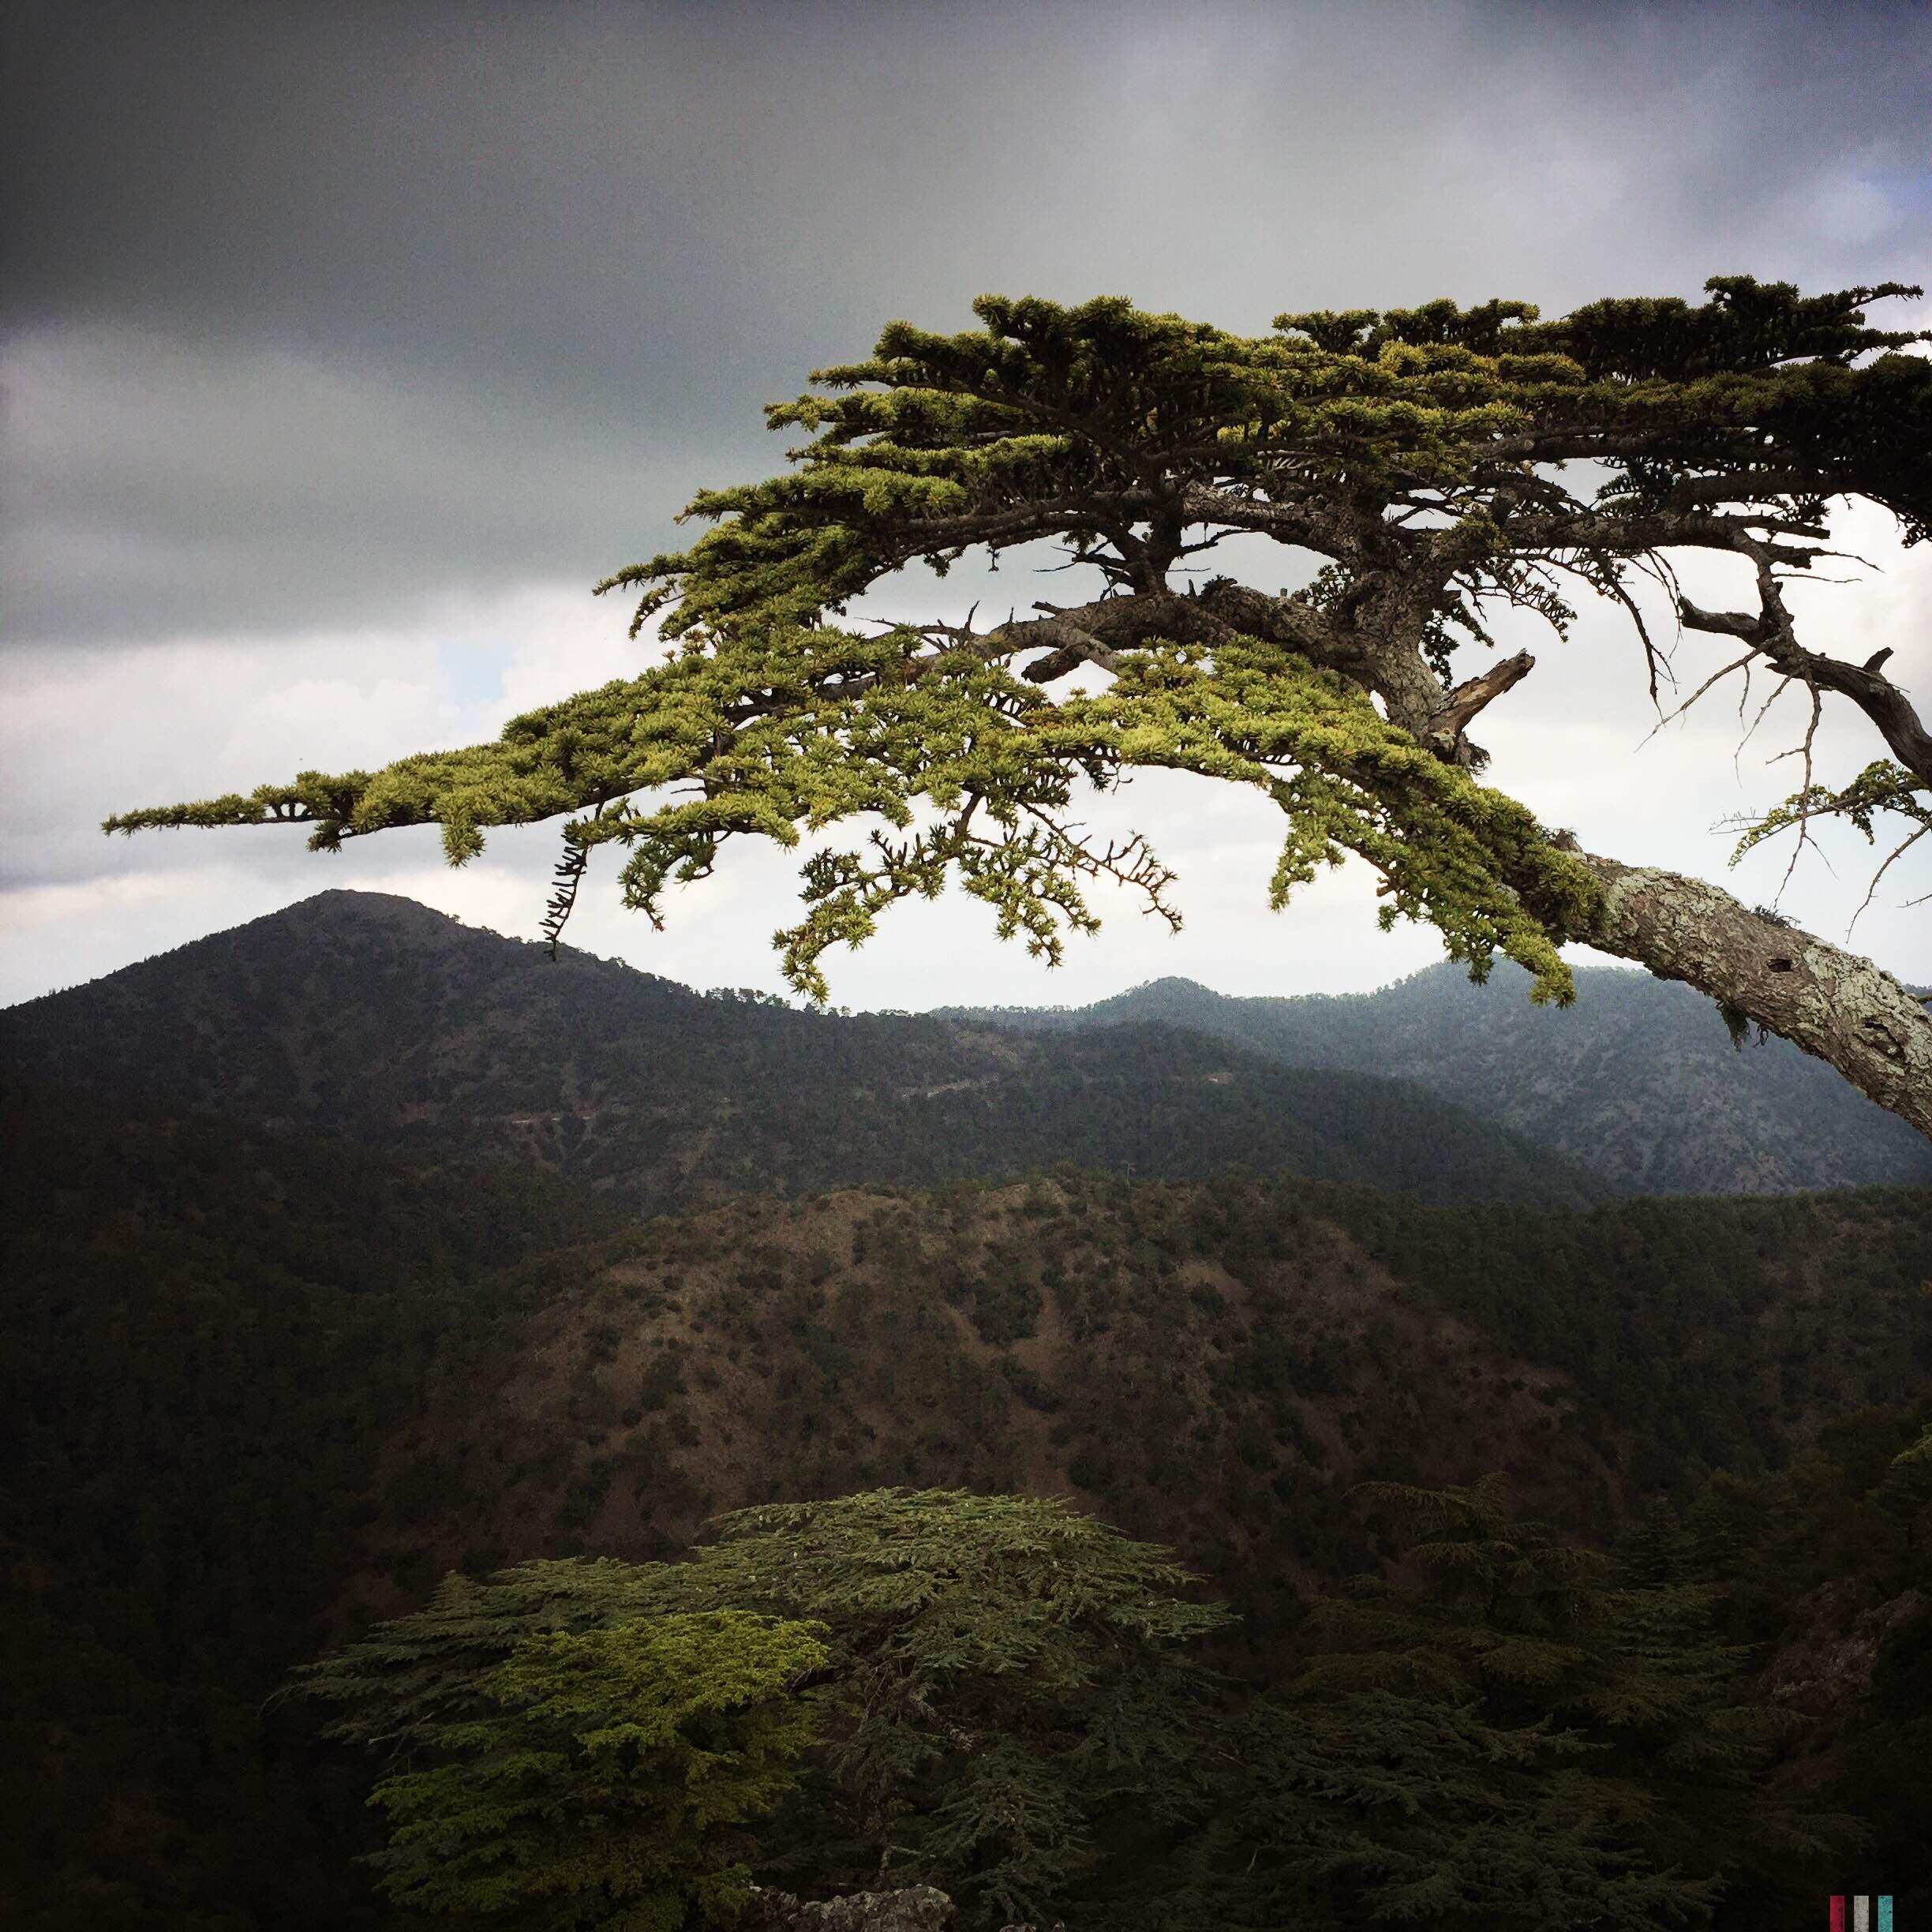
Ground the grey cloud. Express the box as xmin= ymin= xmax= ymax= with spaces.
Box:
xmin=2 ymin=323 xmax=749 ymax=639
xmin=6 ymin=0 xmax=1930 ymax=644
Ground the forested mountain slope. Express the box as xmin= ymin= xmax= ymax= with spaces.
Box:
xmin=0 ymin=889 xmax=1602 ymax=1209
xmin=7 ymin=1073 xmax=1926 ymax=1925
xmin=358 ymin=1174 xmax=1932 ymax=1629
xmin=8 ymin=898 xmax=1930 ymax=1924
xmin=942 ymin=964 xmax=1932 ymax=1195
xmin=0 ymin=1081 xmax=612 ymax=1929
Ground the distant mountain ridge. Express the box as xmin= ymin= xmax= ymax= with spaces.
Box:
xmin=939 ymin=965 xmax=1932 ymax=1196
xmin=0 ymin=890 xmax=1601 ymax=1210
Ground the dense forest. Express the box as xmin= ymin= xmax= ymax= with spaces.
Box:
xmin=5 ymin=1070 xmax=1929 ymax=1926
xmin=4 ymin=892 xmax=1930 ymax=1926
xmin=0 ymin=1079 xmax=616 ymax=1928
xmin=0 ymin=893 xmax=1605 ymax=1211
xmin=943 ymin=965 xmax=1932 ymax=1196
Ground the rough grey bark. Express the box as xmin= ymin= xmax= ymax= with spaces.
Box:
xmin=1577 ymin=850 xmax=1932 ymax=1141
xmin=742 ymin=1886 xmax=1056 ymax=1932
xmin=1421 ymin=649 xmax=1536 ymax=757
xmin=742 ymin=1887 xmax=958 ymax=1932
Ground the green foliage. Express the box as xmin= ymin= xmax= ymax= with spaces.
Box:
xmin=103 ymin=623 xmax=1597 ymax=1006
xmin=299 ymin=1490 xmax=1231 ymax=1929
xmin=655 ymin=1489 xmax=1230 ymax=1919
xmin=1193 ymin=1694 xmax=1705 ymax=1931
xmin=297 ymin=1462 xmax=1922 ymax=1932
xmin=1172 ymin=1477 xmax=1839 ymax=1930
xmin=1731 ymin=757 xmax=1932 ymax=903
xmin=362 ymin=1612 xmax=823 ymax=1930
xmin=105 ymin=279 xmax=1932 ymax=1008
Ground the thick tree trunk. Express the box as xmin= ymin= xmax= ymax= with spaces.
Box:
xmin=1577 ymin=851 xmax=1932 ymax=1142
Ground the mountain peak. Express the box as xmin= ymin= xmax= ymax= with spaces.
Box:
xmin=1124 ymin=975 xmax=1220 ymax=999
xmin=0 ymin=892 xmax=1603 ymax=1212
xmin=945 ymin=968 xmax=1932 ymax=1195
xmin=264 ymin=886 xmax=481 ymax=937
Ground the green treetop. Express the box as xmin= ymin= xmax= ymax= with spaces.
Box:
xmin=296 ymin=1488 xmax=1230 ymax=1928
xmin=359 ymin=1610 xmax=826 ymax=1931
xmin=107 ymin=279 xmax=1932 ymax=1136
xmin=1174 ymin=1477 xmax=1852 ymax=1932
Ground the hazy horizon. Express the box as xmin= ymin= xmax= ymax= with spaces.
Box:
xmin=0 ymin=878 xmax=1687 ymax=1020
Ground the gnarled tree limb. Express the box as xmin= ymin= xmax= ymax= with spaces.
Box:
xmin=1422 ymin=650 xmax=1536 ymax=754
xmin=114 ymin=281 xmax=1932 ymax=1142
xmin=1576 ymin=849 xmax=1932 ymax=1138
xmin=1679 ymin=592 xmax=1932 ymax=784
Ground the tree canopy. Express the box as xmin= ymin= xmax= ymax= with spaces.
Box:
xmin=1170 ymin=1476 xmax=1852 ymax=1932
xmin=358 ymin=1610 xmax=826 ymax=1931
xmin=107 ymin=277 xmax=1932 ymax=1136
xmin=296 ymin=1488 xmax=1231 ymax=1927
xmin=292 ymin=1481 xmax=1876 ymax=1930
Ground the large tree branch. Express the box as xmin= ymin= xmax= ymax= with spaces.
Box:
xmin=1574 ymin=849 xmax=1932 ymax=1140
xmin=1017 ymin=615 xmax=1127 ymax=682
xmin=1497 ymin=506 xmax=1827 ymax=554
xmin=1483 ymin=429 xmax=1858 ymax=484
xmin=1185 ymin=578 xmax=1453 ymax=733
xmin=1178 ymin=481 xmax=1369 ymax=557
xmin=1189 ymin=579 xmax=1339 ymax=657
xmin=886 ymin=489 xmax=1161 ymax=560
xmin=1678 ymin=590 xmax=1932 ymax=784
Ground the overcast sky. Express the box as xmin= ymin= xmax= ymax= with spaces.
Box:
xmin=4 ymin=0 xmax=1928 ymax=1012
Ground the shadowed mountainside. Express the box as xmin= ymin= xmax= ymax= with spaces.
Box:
xmin=6 ymin=1069 xmax=1928 ymax=1926
xmin=0 ymin=890 xmax=1605 ymax=1210
xmin=8 ymin=891 xmax=1930 ymax=1925
xmin=354 ymin=1173 xmax=1932 ymax=1643
xmin=939 ymin=965 xmax=1932 ymax=1195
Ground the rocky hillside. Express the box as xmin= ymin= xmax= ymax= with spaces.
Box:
xmin=359 ymin=1173 xmax=1932 ymax=1649
xmin=0 ymin=890 xmax=1604 ymax=1209
xmin=941 ymin=964 xmax=1932 ymax=1195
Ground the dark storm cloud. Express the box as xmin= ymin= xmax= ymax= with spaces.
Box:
xmin=7 ymin=0 xmax=1931 ymax=643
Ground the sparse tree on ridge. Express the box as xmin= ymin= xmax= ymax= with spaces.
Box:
xmin=107 ymin=279 xmax=1932 ymax=1136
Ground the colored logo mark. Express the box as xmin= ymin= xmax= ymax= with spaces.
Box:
xmin=1830 ymin=1899 xmax=1894 ymax=1932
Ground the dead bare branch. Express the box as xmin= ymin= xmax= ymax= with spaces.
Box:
xmin=1421 ymin=650 xmax=1536 ymax=750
